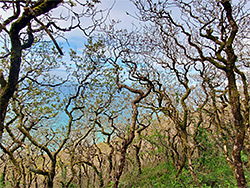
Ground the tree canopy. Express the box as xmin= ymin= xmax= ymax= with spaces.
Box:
xmin=0 ymin=0 xmax=250 ymax=187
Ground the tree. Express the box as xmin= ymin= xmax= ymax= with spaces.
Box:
xmin=131 ymin=0 xmax=250 ymax=187
xmin=0 ymin=0 xmax=63 ymax=141
xmin=0 ymin=1 xmax=109 ymax=187
xmin=0 ymin=0 xmax=106 ymax=141
xmin=0 ymin=41 xmax=65 ymax=187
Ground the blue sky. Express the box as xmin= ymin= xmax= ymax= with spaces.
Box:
xmin=47 ymin=0 xmax=140 ymax=78
xmin=55 ymin=0 xmax=139 ymax=46
xmin=1 ymin=0 xmax=249 ymax=78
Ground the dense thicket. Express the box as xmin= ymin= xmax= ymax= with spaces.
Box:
xmin=0 ymin=0 xmax=249 ymax=188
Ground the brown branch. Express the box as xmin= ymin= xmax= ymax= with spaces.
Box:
xmin=27 ymin=7 xmax=63 ymax=55
xmin=0 ymin=72 xmax=7 ymax=88
xmin=0 ymin=0 xmax=20 ymax=33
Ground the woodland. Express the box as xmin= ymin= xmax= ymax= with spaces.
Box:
xmin=0 ymin=0 xmax=250 ymax=187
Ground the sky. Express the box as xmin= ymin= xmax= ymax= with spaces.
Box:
xmin=1 ymin=0 xmax=249 ymax=75
xmin=0 ymin=0 xmax=138 ymax=48
xmin=2 ymin=0 xmax=248 ymax=50
xmin=45 ymin=0 xmax=140 ymax=78
xmin=31 ymin=0 xmax=138 ymax=59
xmin=0 ymin=0 xmax=139 ymax=78
xmin=56 ymin=0 xmax=139 ymax=46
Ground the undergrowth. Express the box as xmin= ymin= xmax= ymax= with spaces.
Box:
xmin=120 ymin=158 xmax=239 ymax=188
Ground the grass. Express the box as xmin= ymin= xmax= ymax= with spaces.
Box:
xmin=119 ymin=156 xmax=240 ymax=188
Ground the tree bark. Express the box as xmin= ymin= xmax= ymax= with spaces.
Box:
xmin=226 ymin=69 xmax=247 ymax=188
xmin=46 ymin=160 xmax=56 ymax=188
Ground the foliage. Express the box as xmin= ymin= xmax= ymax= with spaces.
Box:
xmin=120 ymin=127 xmax=239 ymax=188
xmin=0 ymin=0 xmax=250 ymax=188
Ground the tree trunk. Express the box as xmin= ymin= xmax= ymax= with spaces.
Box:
xmin=227 ymin=69 xmax=247 ymax=188
xmin=113 ymin=140 xmax=130 ymax=188
xmin=0 ymin=0 xmax=63 ymax=140
xmin=46 ymin=160 xmax=56 ymax=188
